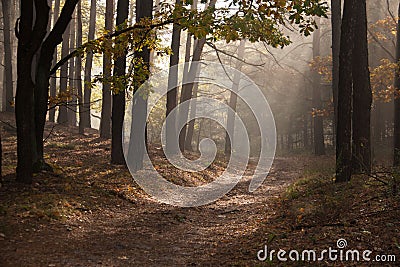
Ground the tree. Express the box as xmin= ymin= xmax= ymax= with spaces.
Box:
xmin=111 ymin=0 xmax=129 ymax=165
xmin=76 ymin=1 xmax=84 ymax=134
xmin=336 ymin=0 xmax=356 ymax=183
xmin=331 ymin=0 xmax=341 ymax=140
xmin=82 ymin=0 xmax=97 ymax=129
xmin=57 ymin=20 xmax=71 ymax=124
xmin=15 ymin=0 xmax=79 ymax=183
xmin=100 ymin=0 xmax=114 ymax=139
xmin=67 ymin=10 xmax=77 ymax=126
xmin=126 ymin=0 xmax=154 ymax=171
xmin=394 ymin=2 xmax=400 ymax=166
xmin=225 ymin=39 xmax=246 ymax=155
xmin=1 ymin=0 xmax=14 ymax=112
xmin=312 ymin=19 xmax=325 ymax=156
xmin=351 ymin=0 xmax=372 ymax=174
xmin=166 ymin=0 xmax=182 ymax=154
xmin=49 ymin=0 xmax=61 ymax=122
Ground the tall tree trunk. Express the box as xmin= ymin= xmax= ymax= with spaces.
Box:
xmin=67 ymin=10 xmax=77 ymax=126
xmin=16 ymin=0 xmax=50 ymax=183
xmin=394 ymin=3 xmax=400 ymax=166
xmin=166 ymin=0 xmax=181 ymax=154
xmin=100 ymin=0 xmax=114 ymax=139
xmin=331 ymin=0 xmax=341 ymax=144
xmin=34 ymin=0 xmax=79 ymax=170
xmin=312 ymin=20 xmax=325 ymax=156
xmin=126 ymin=0 xmax=154 ymax=171
xmin=336 ymin=0 xmax=356 ymax=183
xmin=82 ymin=0 xmax=97 ymax=129
xmin=49 ymin=0 xmax=61 ymax=122
xmin=351 ymin=0 xmax=372 ymax=174
xmin=178 ymin=0 xmax=217 ymax=152
xmin=57 ymin=21 xmax=70 ymax=124
xmin=111 ymin=0 xmax=129 ymax=164
xmin=224 ymin=39 xmax=246 ymax=155
xmin=76 ymin=1 xmax=84 ymax=134
xmin=1 ymin=0 xmax=14 ymax=112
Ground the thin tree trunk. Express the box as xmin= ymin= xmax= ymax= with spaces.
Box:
xmin=82 ymin=0 xmax=97 ymax=129
xmin=111 ymin=0 xmax=129 ymax=165
xmin=100 ymin=0 xmax=114 ymax=139
xmin=76 ymin=1 xmax=84 ymax=134
xmin=394 ymin=3 xmax=400 ymax=166
xmin=1 ymin=0 xmax=14 ymax=112
xmin=165 ymin=0 xmax=181 ymax=154
xmin=67 ymin=11 xmax=77 ymax=126
xmin=57 ymin=21 xmax=70 ymax=124
xmin=178 ymin=0 xmax=216 ymax=152
xmin=351 ymin=0 xmax=372 ymax=174
xmin=49 ymin=0 xmax=61 ymax=122
xmin=312 ymin=19 xmax=325 ymax=156
xmin=331 ymin=0 xmax=341 ymax=145
xmin=224 ymin=39 xmax=246 ymax=155
xmin=336 ymin=0 xmax=356 ymax=183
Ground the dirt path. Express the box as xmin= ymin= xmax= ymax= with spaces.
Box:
xmin=1 ymin=154 xmax=305 ymax=267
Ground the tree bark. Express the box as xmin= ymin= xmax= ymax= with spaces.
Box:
xmin=394 ymin=3 xmax=400 ymax=166
xmin=82 ymin=0 xmax=97 ymax=129
xmin=34 ymin=0 xmax=79 ymax=170
xmin=331 ymin=0 xmax=341 ymax=144
xmin=224 ymin=39 xmax=246 ymax=155
xmin=49 ymin=0 xmax=60 ymax=122
xmin=336 ymin=0 xmax=356 ymax=183
xmin=126 ymin=0 xmax=154 ymax=171
xmin=1 ymin=0 xmax=14 ymax=112
xmin=76 ymin=1 xmax=84 ymax=134
xmin=312 ymin=19 xmax=325 ymax=156
xmin=166 ymin=0 xmax=181 ymax=154
xmin=57 ymin=21 xmax=70 ymax=124
xmin=16 ymin=0 xmax=50 ymax=183
xmin=351 ymin=0 xmax=372 ymax=174
xmin=111 ymin=0 xmax=129 ymax=165
xmin=100 ymin=0 xmax=114 ymax=139
xmin=67 ymin=10 xmax=77 ymax=126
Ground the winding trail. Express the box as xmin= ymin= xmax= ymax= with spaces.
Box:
xmin=2 ymin=156 xmax=305 ymax=266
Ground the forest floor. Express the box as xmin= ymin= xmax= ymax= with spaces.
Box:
xmin=0 ymin=111 xmax=399 ymax=267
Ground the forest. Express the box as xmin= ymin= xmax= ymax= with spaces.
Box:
xmin=0 ymin=0 xmax=399 ymax=266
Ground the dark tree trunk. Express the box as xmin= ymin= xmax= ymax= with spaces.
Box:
xmin=336 ymin=0 xmax=356 ymax=183
xmin=178 ymin=0 xmax=216 ymax=152
xmin=100 ymin=0 xmax=114 ymax=139
xmin=351 ymin=0 xmax=372 ymax=174
xmin=111 ymin=0 xmax=129 ymax=165
xmin=394 ymin=3 xmax=400 ymax=166
xmin=224 ymin=39 xmax=245 ymax=155
xmin=126 ymin=0 xmax=154 ymax=171
xmin=67 ymin=11 xmax=77 ymax=126
xmin=1 ymin=0 xmax=14 ymax=112
xmin=34 ymin=0 xmax=79 ymax=169
xmin=82 ymin=0 xmax=97 ymax=129
xmin=331 ymin=0 xmax=341 ymax=143
xmin=76 ymin=2 xmax=84 ymax=134
xmin=57 ymin=21 xmax=70 ymax=124
xmin=49 ymin=0 xmax=60 ymax=122
xmin=16 ymin=0 xmax=50 ymax=183
xmin=312 ymin=20 xmax=325 ymax=156
xmin=165 ymin=0 xmax=181 ymax=154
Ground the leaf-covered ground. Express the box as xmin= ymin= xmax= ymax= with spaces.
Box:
xmin=0 ymin=112 xmax=399 ymax=266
